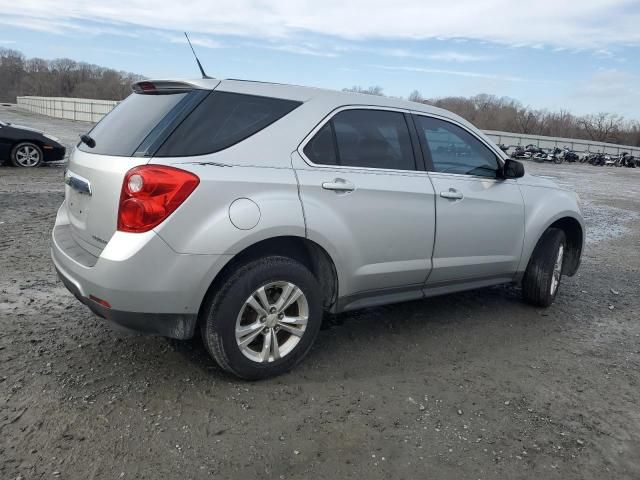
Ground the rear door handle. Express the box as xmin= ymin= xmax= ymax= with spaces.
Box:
xmin=322 ymin=179 xmax=355 ymax=192
xmin=440 ymin=188 xmax=463 ymax=200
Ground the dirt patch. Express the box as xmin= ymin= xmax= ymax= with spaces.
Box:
xmin=1 ymin=114 xmax=640 ymax=479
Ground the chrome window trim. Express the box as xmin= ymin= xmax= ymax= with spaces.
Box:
xmin=297 ymin=104 xmax=422 ymax=174
xmin=427 ymin=170 xmax=515 ymax=184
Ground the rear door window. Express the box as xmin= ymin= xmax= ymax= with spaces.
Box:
xmin=156 ymin=92 xmax=302 ymax=157
xmin=303 ymin=123 xmax=338 ymax=165
xmin=303 ymin=109 xmax=416 ymax=170
xmin=78 ymin=92 xmax=195 ymax=156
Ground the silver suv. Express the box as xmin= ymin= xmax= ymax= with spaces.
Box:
xmin=52 ymin=78 xmax=584 ymax=379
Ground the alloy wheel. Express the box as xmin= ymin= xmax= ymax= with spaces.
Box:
xmin=550 ymin=244 xmax=564 ymax=295
xmin=15 ymin=145 xmax=41 ymax=167
xmin=235 ymin=281 xmax=309 ymax=363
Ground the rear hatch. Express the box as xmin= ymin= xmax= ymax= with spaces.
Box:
xmin=64 ymin=80 xmax=216 ymax=256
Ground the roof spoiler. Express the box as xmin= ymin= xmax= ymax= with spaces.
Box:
xmin=131 ymin=80 xmax=206 ymax=94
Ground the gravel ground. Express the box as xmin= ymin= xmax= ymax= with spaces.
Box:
xmin=1 ymin=108 xmax=640 ymax=480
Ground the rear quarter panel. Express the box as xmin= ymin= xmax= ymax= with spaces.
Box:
xmin=150 ymin=162 xmax=306 ymax=255
xmin=149 ymin=95 xmax=346 ymax=255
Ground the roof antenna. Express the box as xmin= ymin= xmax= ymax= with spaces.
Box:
xmin=184 ymin=32 xmax=211 ymax=79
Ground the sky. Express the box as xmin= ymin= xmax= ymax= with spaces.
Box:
xmin=0 ymin=0 xmax=639 ymax=119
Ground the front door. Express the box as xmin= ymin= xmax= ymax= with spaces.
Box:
xmin=413 ymin=114 xmax=525 ymax=286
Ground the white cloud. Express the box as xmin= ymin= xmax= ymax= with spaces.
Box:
xmin=0 ymin=14 xmax=140 ymax=38
xmin=0 ymin=39 xmax=16 ymax=44
xmin=1 ymin=0 xmax=639 ymax=49
xmin=424 ymin=51 xmax=493 ymax=62
xmin=594 ymin=49 xmax=615 ymax=58
xmin=162 ymin=33 xmax=223 ymax=49
xmin=370 ymin=64 xmax=526 ymax=82
xmin=248 ymin=42 xmax=339 ymax=57
xmin=570 ymin=69 xmax=640 ymax=117
xmin=331 ymin=46 xmax=493 ymax=62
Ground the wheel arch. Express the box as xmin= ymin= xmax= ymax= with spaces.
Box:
xmin=197 ymin=235 xmax=339 ymax=325
xmin=11 ymin=138 xmax=46 ymax=152
xmin=521 ymin=214 xmax=584 ymax=279
xmin=548 ymin=216 xmax=583 ymax=276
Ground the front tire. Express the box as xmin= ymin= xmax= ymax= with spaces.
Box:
xmin=11 ymin=142 xmax=43 ymax=168
xmin=522 ymin=228 xmax=566 ymax=307
xmin=201 ymin=256 xmax=323 ymax=380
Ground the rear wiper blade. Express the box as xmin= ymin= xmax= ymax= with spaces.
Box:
xmin=80 ymin=134 xmax=96 ymax=148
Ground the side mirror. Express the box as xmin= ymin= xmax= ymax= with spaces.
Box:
xmin=502 ymin=159 xmax=524 ymax=179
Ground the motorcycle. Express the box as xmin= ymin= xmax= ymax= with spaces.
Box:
xmin=604 ymin=154 xmax=622 ymax=167
xmin=511 ymin=145 xmax=532 ymax=159
xmin=589 ymin=153 xmax=607 ymax=166
xmin=618 ymin=152 xmax=637 ymax=168
xmin=561 ymin=147 xmax=579 ymax=162
xmin=582 ymin=151 xmax=599 ymax=164
xmin=534 ymin=147 xmax=564 ymax=164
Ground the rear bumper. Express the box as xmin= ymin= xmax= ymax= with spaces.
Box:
xmin=54 ymin=261 xmax=198 ymax=339
xmin=51 ymin=208 xmax=231 ymax=339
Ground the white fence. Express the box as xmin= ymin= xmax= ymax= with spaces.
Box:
xmin=17 ymin=96 xmax=119 ymax=123
xmin=484 ymin=130 xmax=640 ymax=157
xmin=15 ymin=95 xmax=640 ymax=156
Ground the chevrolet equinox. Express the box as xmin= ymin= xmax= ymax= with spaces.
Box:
xmin=52 ymin=78 xmax=584 ymax=379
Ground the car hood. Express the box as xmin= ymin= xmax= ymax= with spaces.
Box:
xmin=518 ymin=172 xmax=561 ymax=189
xmin=10 ymin=123 xmax=45 ymax=135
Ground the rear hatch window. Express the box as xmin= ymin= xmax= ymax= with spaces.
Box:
xmin=77 ymin=90 xmax=203 ymax=156
xmin=78 ymin=88 xmax=301 ymax=158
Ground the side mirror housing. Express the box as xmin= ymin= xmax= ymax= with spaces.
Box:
xmin=502 ymin=159 xmax=525 ymax=179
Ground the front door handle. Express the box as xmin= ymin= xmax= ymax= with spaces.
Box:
xmin=440 ymin=188 xmax=463 ymax=200
xmin=322 ymin=178 xmax=355 ymax=192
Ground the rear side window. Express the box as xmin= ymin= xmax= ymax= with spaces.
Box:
xmin=78 ymin=92 xmax=193 ymax=156
xmin=156 ymin=92 xmax=302 ymax=157
xmin=304 ymin=109 xmax=416 ymax=170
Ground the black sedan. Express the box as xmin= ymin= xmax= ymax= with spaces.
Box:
xmin=0 ymin=120 xmax=66 ymax=167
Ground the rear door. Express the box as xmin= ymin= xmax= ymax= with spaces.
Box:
xmin=413 ymin=114 xmax=525 ymax=286
xmin=293 ymin=107 xmax=436 ymax=298
xmin=64 ymin=84 xmax=213 ymax=256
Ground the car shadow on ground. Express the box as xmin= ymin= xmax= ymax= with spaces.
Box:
xmin=159 ymin=284 xmax=548 ymax=383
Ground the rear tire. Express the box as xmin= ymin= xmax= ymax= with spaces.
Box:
xmin=522 ymin=228 xmax=566 ymax=307
xmin=201 ymin=256 xmax=323 ymax=380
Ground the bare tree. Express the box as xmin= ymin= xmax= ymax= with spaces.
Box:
xmin=0 ymin=47 xmax=143 ymax=103
xmin=410 ymin=90 xmax=638 ymax=147
xmin=579 ymin=113 xmax=622 ymax=143
xmin=514 ymin=108 xmax=540 ymax=134
xmin=408 ymin=90 xmax=424 ymax=103
xmin=342 ymin=85 xmax=385 ymax=96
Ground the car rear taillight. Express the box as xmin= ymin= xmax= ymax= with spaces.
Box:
xmin=117 ymin=165 xmax=199 ymax=233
